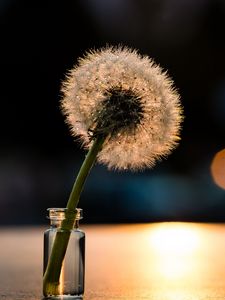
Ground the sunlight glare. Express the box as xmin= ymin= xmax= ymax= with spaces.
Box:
xmin=148 ymin=223 xmax=201 ymax=280
xmin=149 ymin=222 xmax=199 ymax=255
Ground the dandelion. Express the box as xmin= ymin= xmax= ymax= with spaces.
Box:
xmin=61 ymin=46 xmax=182 ymax=170
xmin=43 ymin=46 xmax=183 ymax=297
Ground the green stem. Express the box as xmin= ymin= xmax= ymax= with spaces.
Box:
xmin=43 ymin=135 xmax=105 ymax=296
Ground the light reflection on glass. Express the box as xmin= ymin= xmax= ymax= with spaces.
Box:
xmin=59 ymin=262 xmax=64 ymax=295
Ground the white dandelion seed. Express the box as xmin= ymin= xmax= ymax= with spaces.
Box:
xmin=61 ymin=46 xmax=183 ymax=171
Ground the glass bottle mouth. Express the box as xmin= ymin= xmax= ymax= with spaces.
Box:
xmin=47 ymin=208 xmax=83 ymax=221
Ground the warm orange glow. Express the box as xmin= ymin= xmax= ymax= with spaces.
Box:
xmin=149 ymin=223 xmax=199 ymax=254
xmin=148 ymin=223 xmax=200 ymax=280
xmin=86 ymin=222 xmax=225 ymax=299
xmin=1 ymin=225 xmax=225 ymax=299
xmin=211 ymin=148 xmax=225 ymax=189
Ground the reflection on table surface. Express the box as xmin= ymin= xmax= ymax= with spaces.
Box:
xmin=1 ymin=223 xmax=225 ymax=300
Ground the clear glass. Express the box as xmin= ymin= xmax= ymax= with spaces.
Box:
xmin=43 ymin=208 xmax=85 ymax=299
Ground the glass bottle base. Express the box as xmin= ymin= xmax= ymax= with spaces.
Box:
xmin=43 ymin=295 xmax=83 ymax=300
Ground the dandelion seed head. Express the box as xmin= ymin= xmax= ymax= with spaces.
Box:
xmin=61 ymin=46 xmax=183 ymax=170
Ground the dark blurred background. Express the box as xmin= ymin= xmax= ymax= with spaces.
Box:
xmin=1 ymin=0 xmax=225 ymax=225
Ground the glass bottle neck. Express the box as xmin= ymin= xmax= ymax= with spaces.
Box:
xmin=47 ymin=208 xmax=83 ymax=229
xmin=50 ymin=219 xmax=80 ymax=229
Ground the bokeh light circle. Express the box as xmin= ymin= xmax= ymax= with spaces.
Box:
xmin=211 ymin=149 xmax=225 ymax=190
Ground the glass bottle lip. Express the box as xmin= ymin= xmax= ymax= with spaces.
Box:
xmin=47 ymin=208 xmax=83 ymax=221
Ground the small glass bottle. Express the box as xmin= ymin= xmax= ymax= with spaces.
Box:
xmin=43 ymin=208 xmax=85 ymax=299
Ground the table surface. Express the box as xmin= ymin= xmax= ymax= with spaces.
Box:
xmin=1 ymin=222 xmax=225 ymax=300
